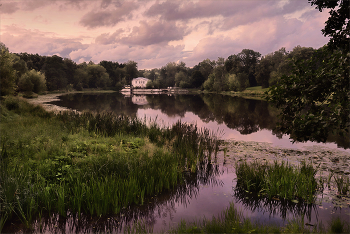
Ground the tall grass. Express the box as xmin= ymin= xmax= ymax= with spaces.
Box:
xmin=0 ymin=96 xmax=220 ymax=231
xmin=235 ymin=160 xmax=318 ymax=203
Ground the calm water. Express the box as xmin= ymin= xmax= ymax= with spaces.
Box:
xmin=33 ymin=92 xmax=349 ymax=233
xmin=50 ymin=92 xmax=348 ymax=150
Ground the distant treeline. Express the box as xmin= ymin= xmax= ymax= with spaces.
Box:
xmin=0 ymin=41 xmax=319 ymax=95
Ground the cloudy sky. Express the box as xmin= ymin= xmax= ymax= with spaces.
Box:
xmin=1 ymin=0 xmax=330 ymax=69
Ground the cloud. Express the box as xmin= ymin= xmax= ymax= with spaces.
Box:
xmin=0 ymin=0 xmax=87 ymax=14
xmin=0 ymin=2 xmax=20 ymax=14
xmin=0 ymin=0 xmax=330 ymax=71
xmin=95 ymin=29 xmax=125 ymax=45
xmin=118 ymin=20 xmax=188 ymax=46
xmin=79 ymin=1 xmax=138 ymax=28
xmin=69 ymin=42 xmax=187 ymax=69
xmin=1 ymin=25 xmax=88 ymax=58
xmin=182 ymin=12 xmax=329 ymax=66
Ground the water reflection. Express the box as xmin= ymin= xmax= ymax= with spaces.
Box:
xmin=233 ymin=187 xmax=317 ymax=221
xmin=50 ymin=93 xmax=349 ymax=149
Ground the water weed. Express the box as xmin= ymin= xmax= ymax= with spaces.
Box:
xmin=235 ymin=160 xmax=318 ymax=203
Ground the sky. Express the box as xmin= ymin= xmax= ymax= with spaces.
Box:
xmin=0 ymin=0 xmax=330 ymax=69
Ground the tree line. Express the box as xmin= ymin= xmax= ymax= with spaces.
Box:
xmin=0 ymin=40 xmax=324 ymax=96
xmin=0 ymin=44 xmax=139 ymax=96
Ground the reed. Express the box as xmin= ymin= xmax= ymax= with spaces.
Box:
xmin=333 ymin=174 xmax=350 ymax=195
xmin=235 ymin=160 xmax=318 ymax=203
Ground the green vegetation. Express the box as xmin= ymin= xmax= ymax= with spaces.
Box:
xmin=235 ymin=160 xmax=318 ymax=203
xmin=168 ymin=202 xmax=349 ymax=234
xmin=0 ymin=96 xmax=219 ymax=231
xmin=267 ymin=0 xmax=349 ymax=143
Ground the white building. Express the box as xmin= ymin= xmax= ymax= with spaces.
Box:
xmin=131 ymin=77 xmax=150 ymax=88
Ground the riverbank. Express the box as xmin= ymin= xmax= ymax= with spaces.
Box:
xmin=1 ymin=96 xmax=349 ymax=233
xmin=190 ymin=86 xmax=269 ymax=100
xmin=0 ymin=96 xmax=219 ymax=233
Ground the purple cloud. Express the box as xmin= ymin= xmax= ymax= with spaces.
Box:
xmin=117 ymin=20 xmax=188 ymax=46
xmin=0 ymin=2 xmax=20 ymax=14
xmin=1 ymin=25 xmax=88 ymax=58
xmin=79 ymin=1 xmax=138 ymax=28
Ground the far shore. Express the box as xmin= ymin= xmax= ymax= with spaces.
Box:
xmin=24 ymin=86 xmax=268 ymax=112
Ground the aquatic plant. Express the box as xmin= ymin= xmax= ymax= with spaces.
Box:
xmin=333 ymin=174 xmax=350 ymax=195
xmin=235 ymin=160 xmax=318 ymax=203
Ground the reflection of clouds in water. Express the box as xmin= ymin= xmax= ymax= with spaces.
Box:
xmin=137 ymin=109 xmax=346 ymax=152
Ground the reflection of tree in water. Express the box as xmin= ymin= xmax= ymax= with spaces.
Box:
xmin=50 ymin=93 xmax=139 ymax=117
xmin=201 ymin=94 xmax=278 ymax=135
xmin=33 ymin=159 xmax=222 ymax=233
xmin=143 ymin=94 xmax=208 ymax=118
xmin=233 ymin=187 xmax=317 ymax=222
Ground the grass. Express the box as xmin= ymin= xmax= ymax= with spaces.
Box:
xmin=235 ymin=160 xmax=319 ymax=203
xmin=0 ymin=96 xmax=219 ymax=232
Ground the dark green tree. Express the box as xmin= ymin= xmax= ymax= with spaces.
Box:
xmin=86 ymin=64 xmax=111 ymax=88
xmin=18 ymin=69 xmax=46 ymax=94
xmin=267 ymin=0 xmax=349 ymax=143
xmin=190 ymin=70 xmax=205 ymax=88
xmin=237 ymin=49 xmax=261 ymax=87
xmin=0 ymin=43 xmax=17 ymax=96
xmin=268 ymin=47 xmax=349 ymax=142
xmin=309 ymin=0 xmax=349 ymax=52
xmin=124 ymin=60 xmax=138 ymax=85
xmin=41 ymin=55 xmax=67 ymax=91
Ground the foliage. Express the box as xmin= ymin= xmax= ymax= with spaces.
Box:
xmin=309 ymin=0 xmax=349 ymax=52
xmin=235 ymin=160 xmax=318 ymax=203
xmin=267 ymin=0 xmax=349 ymax=143
xmin=18 ymin=69 xmax=46 ymax=94
xmin=124 ymin=60 xmax=138 ymax=84
xmin=0 ymin=43 xmax=17 ymax=96
xmin=267 ymin=47 xmax=349 ymax=142
xmin=86 ymin=64 xmax=111 ymax=88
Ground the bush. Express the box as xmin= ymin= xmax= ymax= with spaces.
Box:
xmin=18 ymin=70 xmax=46 ymax=94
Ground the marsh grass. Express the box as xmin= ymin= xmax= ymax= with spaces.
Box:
xmin=333 ymin=174 xmax=350 ymax=195
xmin=235 ymin=160 xmax=318 ymax=203
xmin=0 ymin=96 xmax=220 ymax=231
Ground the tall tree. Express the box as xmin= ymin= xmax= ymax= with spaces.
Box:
xmin=309 ymin=0 xmax=349 ymax=52
xmin=0 ymin=43 xmax=17 ymax=96
xmin=41 ymin=55 xmax=67 ymax=91
xmin=124 ymin=60 xmax=138 ymax=85
xmin=237 ymin=49 xmax=261 ymax=87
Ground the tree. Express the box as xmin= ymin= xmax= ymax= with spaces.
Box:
xmin=237 ymin=49 xmax=261 ymax=87
xmin=268 ymin=47 xmax=349 ymax=142
xmin=124 ymin=60 xmax=138 ymax=85
xmin=309 ymin=0 xmax=349 ymax=52
xmin=267 ymin=0 xmax=349 ymax=143
xmin=86 ymin=64 xmax=111 ymax=88
xmin=0 ymin=43 xmax=17 ymax=96
xmin=190 ymin=70 xmax=205 ymax=88
xmin=18 ymin=69 xmax=46 ymax=94
xmin=41 ymin=55 xmax=67 ymax=91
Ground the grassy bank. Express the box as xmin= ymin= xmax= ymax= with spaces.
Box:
xmin=191 ymin=86 xmax=269 ymax=100
xmin=0 ymin=96 xmax=219 ymax=232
